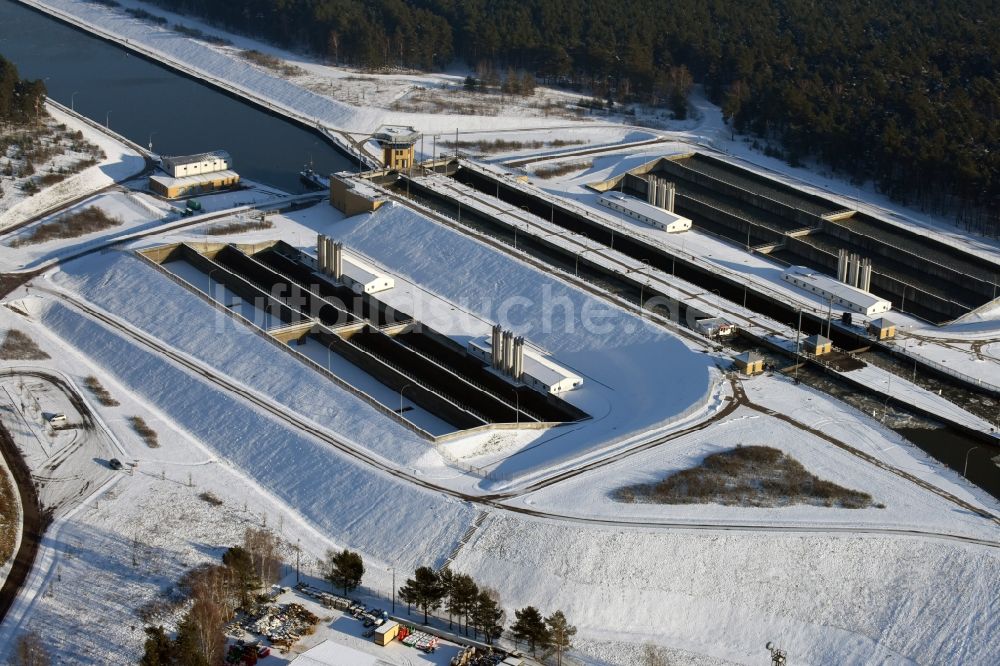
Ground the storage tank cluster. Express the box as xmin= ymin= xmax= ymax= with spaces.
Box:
xmin=646 ymin=176 xmax=676 ymax=213
xmin=836 ymin=249 xmax=873 ymax=292
xmin=491 ymin=323 xmax=525 ymax=381
xmin=316 ymin=234 xmax=343 ymax=280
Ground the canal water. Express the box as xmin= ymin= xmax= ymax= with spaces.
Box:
xmin=0 ymin=0 xmax=354 ymax=193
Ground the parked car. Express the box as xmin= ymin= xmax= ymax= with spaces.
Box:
xmin=108 ymin=458 xmax=124 ymax=470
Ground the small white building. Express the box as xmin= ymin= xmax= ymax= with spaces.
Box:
xmin=288 ymin=640 xmax=387 ymax=666
xmin=341 ymin=253 xmax=394 ymax=294
xmin=694 ymin=317 xmax=735 ymax=338
xmin=782 ymin=266 xmax=892 ymax=316
xmin=598 ymin=192 xmax=692 ymax=232
xmin=468 ymin=336 xmax=583 ymax=394
xmin=161 ymin=150 xmax=232 ymax=178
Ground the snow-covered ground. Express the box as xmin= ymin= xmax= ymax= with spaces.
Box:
xmin=0 ymin=101 xmax=145 ymax=231
xmin=1 ymin=2 xmax=998 ymax=663
xmin=0 ymin=191 xmax=994 ymax=664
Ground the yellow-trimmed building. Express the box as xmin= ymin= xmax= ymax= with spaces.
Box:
xmin=373 ymin=125 xmax=419 ymax=171
xmin=804 ymin=334 xmax=833 ymax=356
xmin=868 ymin=317 xmax=897 ymax=340
xmin=733 ymin=350 xmax=765 ymax=375
xmin=149 ymin=170 xmax=240 ymax=199
xmin=150 ymin=150 xmax=239 ymax=199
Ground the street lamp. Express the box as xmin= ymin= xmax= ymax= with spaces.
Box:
xmin=208 ymin=267 xmax=221 ymax=299
xmin=70 ymin=90 xmax=79 ymax=112
xmin=295 ymin=538 xmax=301 ymax=583
xmin=148 ymin=131 xmax=157 ymax=152
xmin=400 ymin=383 xmax=414 ymax=413
xmin=512 ymin=390 xmax=520 ymax=426
xmin=576 ymin=247 xmax=597 ymax=276
xmin=105 ymin=110 xmax=112 ymax=129
xmin=964 ymin=446 xmax=980 ymax=478
xmin=327 ymin=339 xmax=337 ymax=372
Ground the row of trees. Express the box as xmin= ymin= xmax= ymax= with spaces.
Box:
xmin=0 ymin=55 xmax=47 ymax=125
xmin=320 ymin=552 xmax=578 ymax=659
xmin=146 ymin=0 xmax=999 ymax=229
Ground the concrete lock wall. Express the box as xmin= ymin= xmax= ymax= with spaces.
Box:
xmin=331 ymin=329 xmax=484 ymax=429
xmin=657 ymin=159 xmax=825 ymax=229
xmin=851 ymin=211 xmax=1000 ymax=283
xmin=675 ymin=193 xmax=786 ymax=246
xmin=694 ymin=153 xmax=837 ymax=214
xmin=821 ymin=219 xmax=996 ymax=302
xmin=176 ymin=244 xmax=302 ymax=325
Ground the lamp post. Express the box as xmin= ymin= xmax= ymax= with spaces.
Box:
xmin=105 ymin=110 xmax=112 ymax=129
xmin=208 ymin=267 xmax=221 ymax=300
xmin=794 ymin=309 xmax=803 ymax=382
xmin=295 ymin=538 xmax=301 ymax=583
xmin=512 ymin=390 xmax=519 ymax=425
xmin=70 ymin=90 xmax=79 ymax=112
xmin=148 ymin=131 xmax=157 ymax=152
xmin=327 ymin=340 xmax=336 ymax=372
xmin=391 ymin=567 xmax=396 ymax=613
xmin=964 ymin=446 xmax=980 ymax=478
xmin=400 ymin=383 xmax=413 ymax=413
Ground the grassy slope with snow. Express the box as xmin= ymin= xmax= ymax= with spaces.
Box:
xmin=37 ymin=299 xmax=475 ymax=572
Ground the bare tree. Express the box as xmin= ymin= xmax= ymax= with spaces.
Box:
xmin=243 ymin=527 xmax=281 ymax=588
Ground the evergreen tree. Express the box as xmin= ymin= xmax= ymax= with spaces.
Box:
xmin=139 ymin=626 xmax=173 ymax=666
xmin=471 ymin=590 xmax=505 ymax=644
xmin=511 ymin=606 xmax=549 ymax=655
xmin=449 ymin=573 xmax=478 ymax=635
xmin=323 ymin=548 xmax=364 ymax=596
xmin=439 ymin=568 xmax=456 ymax=629
xmin=398 ymin=566 xmax=444 ymax=624
xmin=222 ymin=545 xmax=255 ymax=607
xmin=545 ymin=610 xmax=577 ymax=666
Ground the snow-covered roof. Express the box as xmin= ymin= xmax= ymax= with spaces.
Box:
xmin=149 ymin=169 xmax=239 ymax=189
xmin=869 ymin=317 xmax=895 ymax=328
xmin=783 ymin=266 xmax=890 ymax=312
xmin=734 ymin=350 xmax=764 ymax=364
xmin=373 ymin=125 xmax=420 ymax=145
xmin=288 ymin=640 xmax=389 ymax=666
xmin=162 ymin=150 xmax=230 ymax=166
xmin=598 ymin=191 xmax=690 ymax=228
xmin=806 ymin=334 xmax=831 ymax=346
xmin=469 ymin=336 xmax=581 ymax=391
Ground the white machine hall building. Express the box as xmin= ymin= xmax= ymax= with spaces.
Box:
xmin=315 ymin=234 xmax=394 ymax=294
xmin=782 ymin=266 xmax=892 ymax=316
xmin=468 ymin=334 xmax=582 ymax=395
xmin=598 ymin=192 xmax=692 ymax=233
xmin=151 ymin=150 xmax=239 ymax=199
xmin=161 ymin=150 xmax=232 ymax=178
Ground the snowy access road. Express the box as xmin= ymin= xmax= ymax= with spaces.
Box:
xmin=37 ymin=286 xmax=1000 ymax=548
xmin=0 ymin=366 xmax=126 ymax=631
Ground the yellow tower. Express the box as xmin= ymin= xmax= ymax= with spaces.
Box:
xmin=373 ymin=125 xmax=420 ymax=171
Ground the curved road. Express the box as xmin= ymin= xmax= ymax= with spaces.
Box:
xmin=0 ymin=422 xmax=46 ymax=629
